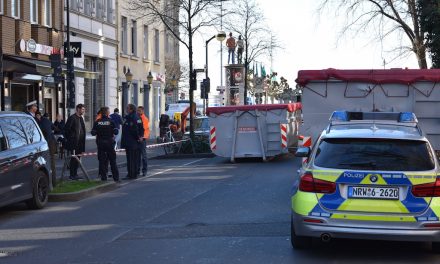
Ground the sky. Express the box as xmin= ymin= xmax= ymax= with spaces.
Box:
xmin=183 ymin=0 xmax=422 ymax=98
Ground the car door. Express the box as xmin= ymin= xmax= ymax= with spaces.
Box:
xmin=0 ymin=118 xmax=34 ymax=203
xmin=0 ymin=124 xmax=14 ymax=204
xmin=19 ymin=116 xmax=45 ymax=195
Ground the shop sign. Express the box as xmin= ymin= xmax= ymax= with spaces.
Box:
xmin=64 ymin=42 xmax=82 ymax=58
xmin=20 ymin=39 xmax=54 ymax=55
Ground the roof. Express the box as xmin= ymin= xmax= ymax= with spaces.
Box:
xmin=322 ymin=123 xmax=426 ymax=141
xmin=295 ymin=68 xmax=440 ymax=86
xmin=0 ymin=111 xmax=32 ymax=116
xmin=206 ymin=103 xmax=302 ymax=115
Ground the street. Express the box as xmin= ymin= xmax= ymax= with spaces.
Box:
xmin=0 ymin=155 xmax=439 ymax=264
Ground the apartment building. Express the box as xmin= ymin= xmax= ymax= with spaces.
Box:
xmin=117 ymin=0 xmax=179 ymax=138
xmin=0 ymin=0 xmax=65 ymax=120
xmin=66 ymin=0 xmax=118 ymax=129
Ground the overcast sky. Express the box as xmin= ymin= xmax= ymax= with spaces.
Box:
xmin=184 ymin=0 xmax=422 ymax=97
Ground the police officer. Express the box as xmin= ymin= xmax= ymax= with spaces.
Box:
xmin=121 ymin=104 xmax=144 ymax=180
xmin=91 ymin=106 xmax=120 ymax=182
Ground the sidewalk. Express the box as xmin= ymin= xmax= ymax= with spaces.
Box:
xmin=54 ymin=138 xmax=165 ymax=181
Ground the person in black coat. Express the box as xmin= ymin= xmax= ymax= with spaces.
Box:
xmin=35 ymin=111 xmax=57 ymax=186
xmin=64 ymin=104 xmax=86 ymax=180
xmin=91 ymin=106 xmax=119 ymax=182
xmin=121 ymin=104 xmax=144 ymax=179
xmin=53 ymin=113 xmax=65 ymax=135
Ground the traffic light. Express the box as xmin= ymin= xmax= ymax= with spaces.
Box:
xmin=190 ymin=71 xmax=197 ymax=90
xmin=200 ymin=81 xmax=207 ymax=99
xmin=50 ymin=53 xmax=62 ymax=83
xmin=203 ymin=77 xmax=210 ymax=93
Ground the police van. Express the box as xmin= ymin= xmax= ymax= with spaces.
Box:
xmin=292 ymin=111 xmax=440 ymax=251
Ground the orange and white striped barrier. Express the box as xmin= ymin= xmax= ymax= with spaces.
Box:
xmin=210 ymin=126 xmax=217 ymax=150
xmin=281 ymin=124 xmax=288 ymax=148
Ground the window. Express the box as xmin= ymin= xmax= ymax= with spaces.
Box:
xmin=44 ymin=0 xmax=51 ymax=26
xmin=165 ymin=34 xmax=170 ymax=54
xmin=11 ymin=0 xmax=20 ymax=18
xmin=30 ymin=0 xmax=38 ymax=24
xmin=143 ymin=25 xmax=149 ymax=59
xmin=0 ymin=119 xmax=27 ymax=149
xmin=121 ymin=16 xmax=128 ymax=54
xmin=84 ymin=0 xmax=92 ymax=16
xmin=70 ymin=0 xmax=79 ymax=11
xmin=131 ymin=20 xmax=137 ymax=55
xmin=313 ymin=138 xmax=435 ymax=171
xmin=0 ymin=126 xmax=7 ymax=152
xmin=20 ymin=118 xmax=42 ymax=144
xmin=154 ymin=29 xmax=160 ymax=62
xmin=96 ymin=0 xmax=105 ymax=20
xmin=106 ymin=0 xmax=113 ymax=23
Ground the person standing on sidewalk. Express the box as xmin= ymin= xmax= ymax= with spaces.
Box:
xmin=64 ymin=104 xmax=86 ymax=180
xmin=121 ymin=104 xmax=144 ymax=180
xmin=226 ymin=32 xmax=236 ymax=64
xmin=91 ymin=106 xmax=119 ymax=182
xmin=35 ymin=111 xmax=57 ymax=186
xmin=110 ymin=108 xmax=123 ymax=150
xmin=137 ymin=106 xmax=150 ymax=177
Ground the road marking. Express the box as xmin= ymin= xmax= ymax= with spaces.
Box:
xmin=118 ymin=158 xmax=207 ymax=186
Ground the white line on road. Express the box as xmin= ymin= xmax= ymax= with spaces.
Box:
xmin=118 ymin=158 xmax=207 ymax=186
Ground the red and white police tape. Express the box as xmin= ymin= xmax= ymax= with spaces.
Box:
xmin=70 ymin=139 xmax=191 ymax=157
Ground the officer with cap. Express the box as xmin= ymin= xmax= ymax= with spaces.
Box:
xmin=25 ymin=100 xmax=38 ymax=117
xmin=91 ymin=106 xmax=120 ymax=182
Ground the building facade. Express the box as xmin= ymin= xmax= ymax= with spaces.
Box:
xmin=0 ymin=0 xmax=65 ymax=120
xmin=118 ymin=1 xmax=174 ymax=138
xmin=65 ymin=0 xmax=118 ymax=129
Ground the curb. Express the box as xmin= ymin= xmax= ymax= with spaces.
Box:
xmin=49 ymin=182 xmax=119 ymax=202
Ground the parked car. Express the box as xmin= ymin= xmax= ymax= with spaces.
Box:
xmin=292 ymin=111 xmax=440 ymax=252
xmin=0 ymin=112 xmax=52 ymax=209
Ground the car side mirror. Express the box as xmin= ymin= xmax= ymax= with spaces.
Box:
xmin=295 ymin=147 xmax=310 ymax=157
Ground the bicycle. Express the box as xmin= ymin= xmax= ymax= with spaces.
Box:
xmin=158 ymin=125 xmax=177 ymax=154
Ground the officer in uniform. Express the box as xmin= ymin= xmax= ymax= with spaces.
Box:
xmin=121 ymin=104 xmax=144 ymax=179
xmin=91 ymin=106 xmax=120 ymax=182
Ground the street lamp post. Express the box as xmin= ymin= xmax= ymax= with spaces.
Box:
xmin=66 ymin=0 xmax=75 ymax=114
xmin=205 ymin=31 xmax=226 ymax=113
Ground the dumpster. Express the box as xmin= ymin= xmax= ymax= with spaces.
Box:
xmin=206 ymin=103 xmax=302 ymax=162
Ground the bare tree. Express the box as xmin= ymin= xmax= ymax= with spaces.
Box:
xmin=224 ymin=0 xmax=281 ymax=104
xmin=320 ymin=0 xmax=428 ymax=69
xmin=127 ymin=0 xmax=220 ymax=138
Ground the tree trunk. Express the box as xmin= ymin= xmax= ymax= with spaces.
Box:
xmin=414 ymin=39 xmax=428 ymax=69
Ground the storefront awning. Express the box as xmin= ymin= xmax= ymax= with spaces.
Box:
xmin=3 ymin=55 xmax=100 ymax=79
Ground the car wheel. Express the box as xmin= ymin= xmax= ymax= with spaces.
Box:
xmin=432 ymin=242 xmax=440 ymax=253
xmin=290 ymin=215 xmax=312 ymax=249
xmin=26 ymin=171 xmax=49 ymax=209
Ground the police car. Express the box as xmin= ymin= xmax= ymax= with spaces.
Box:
xmin=291 ymin=111 xmax=440 ymax=251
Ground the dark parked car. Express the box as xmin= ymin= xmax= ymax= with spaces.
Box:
xmin=0 ymin=112 xmax=52 ymax=209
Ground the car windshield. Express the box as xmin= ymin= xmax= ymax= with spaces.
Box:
xmin=193 ymin=118 xmax=209 ymax=131
xmin=314 ymin=138 xmax=436 ymax=171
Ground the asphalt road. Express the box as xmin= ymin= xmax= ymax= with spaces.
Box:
xmin=0 ymin=155 xmax=439 ymax=263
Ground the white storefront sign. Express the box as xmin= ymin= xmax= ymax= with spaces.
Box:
xmin=20 ymin=39 xmax=53 ymax=55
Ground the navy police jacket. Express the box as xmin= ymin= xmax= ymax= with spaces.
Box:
xmin=91 ymin=115 xmax=118 ymax=147
xmin=121 ymin=111 xmax=144 ymax=150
